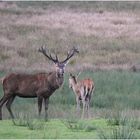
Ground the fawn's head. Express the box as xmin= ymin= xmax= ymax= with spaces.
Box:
xmin=39 ymin=46 xmax=79 ymax=77
xmin=69 ymin=72 xmax=81 ymax=88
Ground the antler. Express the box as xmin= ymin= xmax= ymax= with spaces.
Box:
xmin=38 ymin=45 xmax=59 ymax=63
xmin=61 ymin=47 xmax=79 ymax=63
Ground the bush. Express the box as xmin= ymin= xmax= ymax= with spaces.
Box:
xmin=98 ymin=126 xmax=137 ymax=139
xmin=107 ymin=110 xmax=128 ymax=126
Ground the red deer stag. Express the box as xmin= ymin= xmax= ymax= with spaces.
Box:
xmin=69 ymin=73 xmax=95 ymax=118
xmin=0 ymin=46 xmax=79 ymax=121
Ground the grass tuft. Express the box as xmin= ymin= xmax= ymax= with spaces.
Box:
xmin=98 ymin=126 xmax=137 ymax=139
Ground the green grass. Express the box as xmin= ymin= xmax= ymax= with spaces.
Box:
xmin=0 ymin=70 xmax=140 ymax=119
xmin=50 ymin=70 xmax=140 ymax=110
xmin=98 ymin=126 xmax=137 ymax=139
xmin=0 ymin=118 xmax=139 ymax=139
xmin=0 ymin=119 xmax=111 ymax=139
xmin=0 ymin=71 xmax=140 ymax=138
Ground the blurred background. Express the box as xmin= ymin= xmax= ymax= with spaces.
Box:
xmin=0 ymin=1 xmax=140 ymax=120
xmin=0 ymin=1 xmax=140 ymax=73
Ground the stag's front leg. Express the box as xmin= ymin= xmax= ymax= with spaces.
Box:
xmin=0 ymin=95 xmax=11 ymax=120
xmin=44 ymin=98 xmax=49 ymax=121
xmin=38 ymin=96 xmax=43 ymax=117
xmin=6 ymin=96 xmax=16 ymax=124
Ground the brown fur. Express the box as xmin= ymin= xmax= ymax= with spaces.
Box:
xmin=0 ymin=71 xmax=63 ymax=121
xmin=2 ymin=72 xmax=63 ymax=98
xmin=0 ymin=47 xmax=78 ymax=121
xmin=69 ymin=74 xmax=95 ymax=118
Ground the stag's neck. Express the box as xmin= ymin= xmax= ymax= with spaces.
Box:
xmin=48 ymin=72 xmax=64 ymax=90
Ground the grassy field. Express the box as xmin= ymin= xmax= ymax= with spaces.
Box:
xmin=1 ymin=71 xmax=140 ymax=118
xmin=0 ymin=119 xmax=104 ymax=139
xmin=0 ymin=71 xmax=140 ymax=138
xmin=0 ymin=2 xmax=140 ymax=72
xmin=0 ymin=118 xmax=140 ymax=139
xmin=0 ymin=1 xmax=140 ymax=139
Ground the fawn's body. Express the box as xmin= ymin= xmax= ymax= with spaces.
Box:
xmin=69 ymin=73 xmax=95 ymax=118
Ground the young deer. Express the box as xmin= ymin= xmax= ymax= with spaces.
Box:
xmin=69 ymin=73 xmax=95 ymax=118
xmin=0 ymin=46 xmax=79 ymax=121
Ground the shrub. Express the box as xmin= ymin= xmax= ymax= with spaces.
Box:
xmin=98 ymin=126 xmax=137 ymax=139
xmin=107 ymin=111 xmax=128 ymax=126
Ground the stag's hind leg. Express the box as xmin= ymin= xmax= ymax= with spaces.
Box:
xmin=6 ymin=96 xmax=15 ymax=120
xmin=0 ymin=95 xmax=11 ymax=120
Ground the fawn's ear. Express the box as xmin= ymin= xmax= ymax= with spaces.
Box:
xmin=76 ymin=71 xmax=81 ymax=79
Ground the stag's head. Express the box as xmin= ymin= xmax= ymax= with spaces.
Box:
xmin=39 ymin=46 xmax=79 ymax=76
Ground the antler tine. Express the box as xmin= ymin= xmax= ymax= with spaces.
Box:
xmin=61 ymin=46 xmax=79 ymax=63
xmin=38 ymin=45 xmax=43 ymax=52
xmin=38 ymin=45 xmax=46 ymax=55
xmin=72 ymin=46 xmax=79 ymax=53
xmin=55 ymin=54 xmax=59 ymax=62
xmin=38 ymin=45 xmax=59 ymax=63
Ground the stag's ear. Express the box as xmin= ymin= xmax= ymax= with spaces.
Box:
xmin=54 ymin=61 xmax=58 ymax=65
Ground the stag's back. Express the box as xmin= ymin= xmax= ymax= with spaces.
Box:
xmin=2 ymin=73 xmax=48 ymax=97
xmin=2 ymin=72 xmax=63 ymax=98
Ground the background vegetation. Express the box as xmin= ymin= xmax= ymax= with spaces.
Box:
xmin=0 ymin=1 xmax=140 ymax=139
xmin=0 ymin=1 xmax=140 ymax=72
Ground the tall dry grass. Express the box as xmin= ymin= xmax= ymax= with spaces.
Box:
xmin=0 ymin=2 xmax=140 ymax=72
